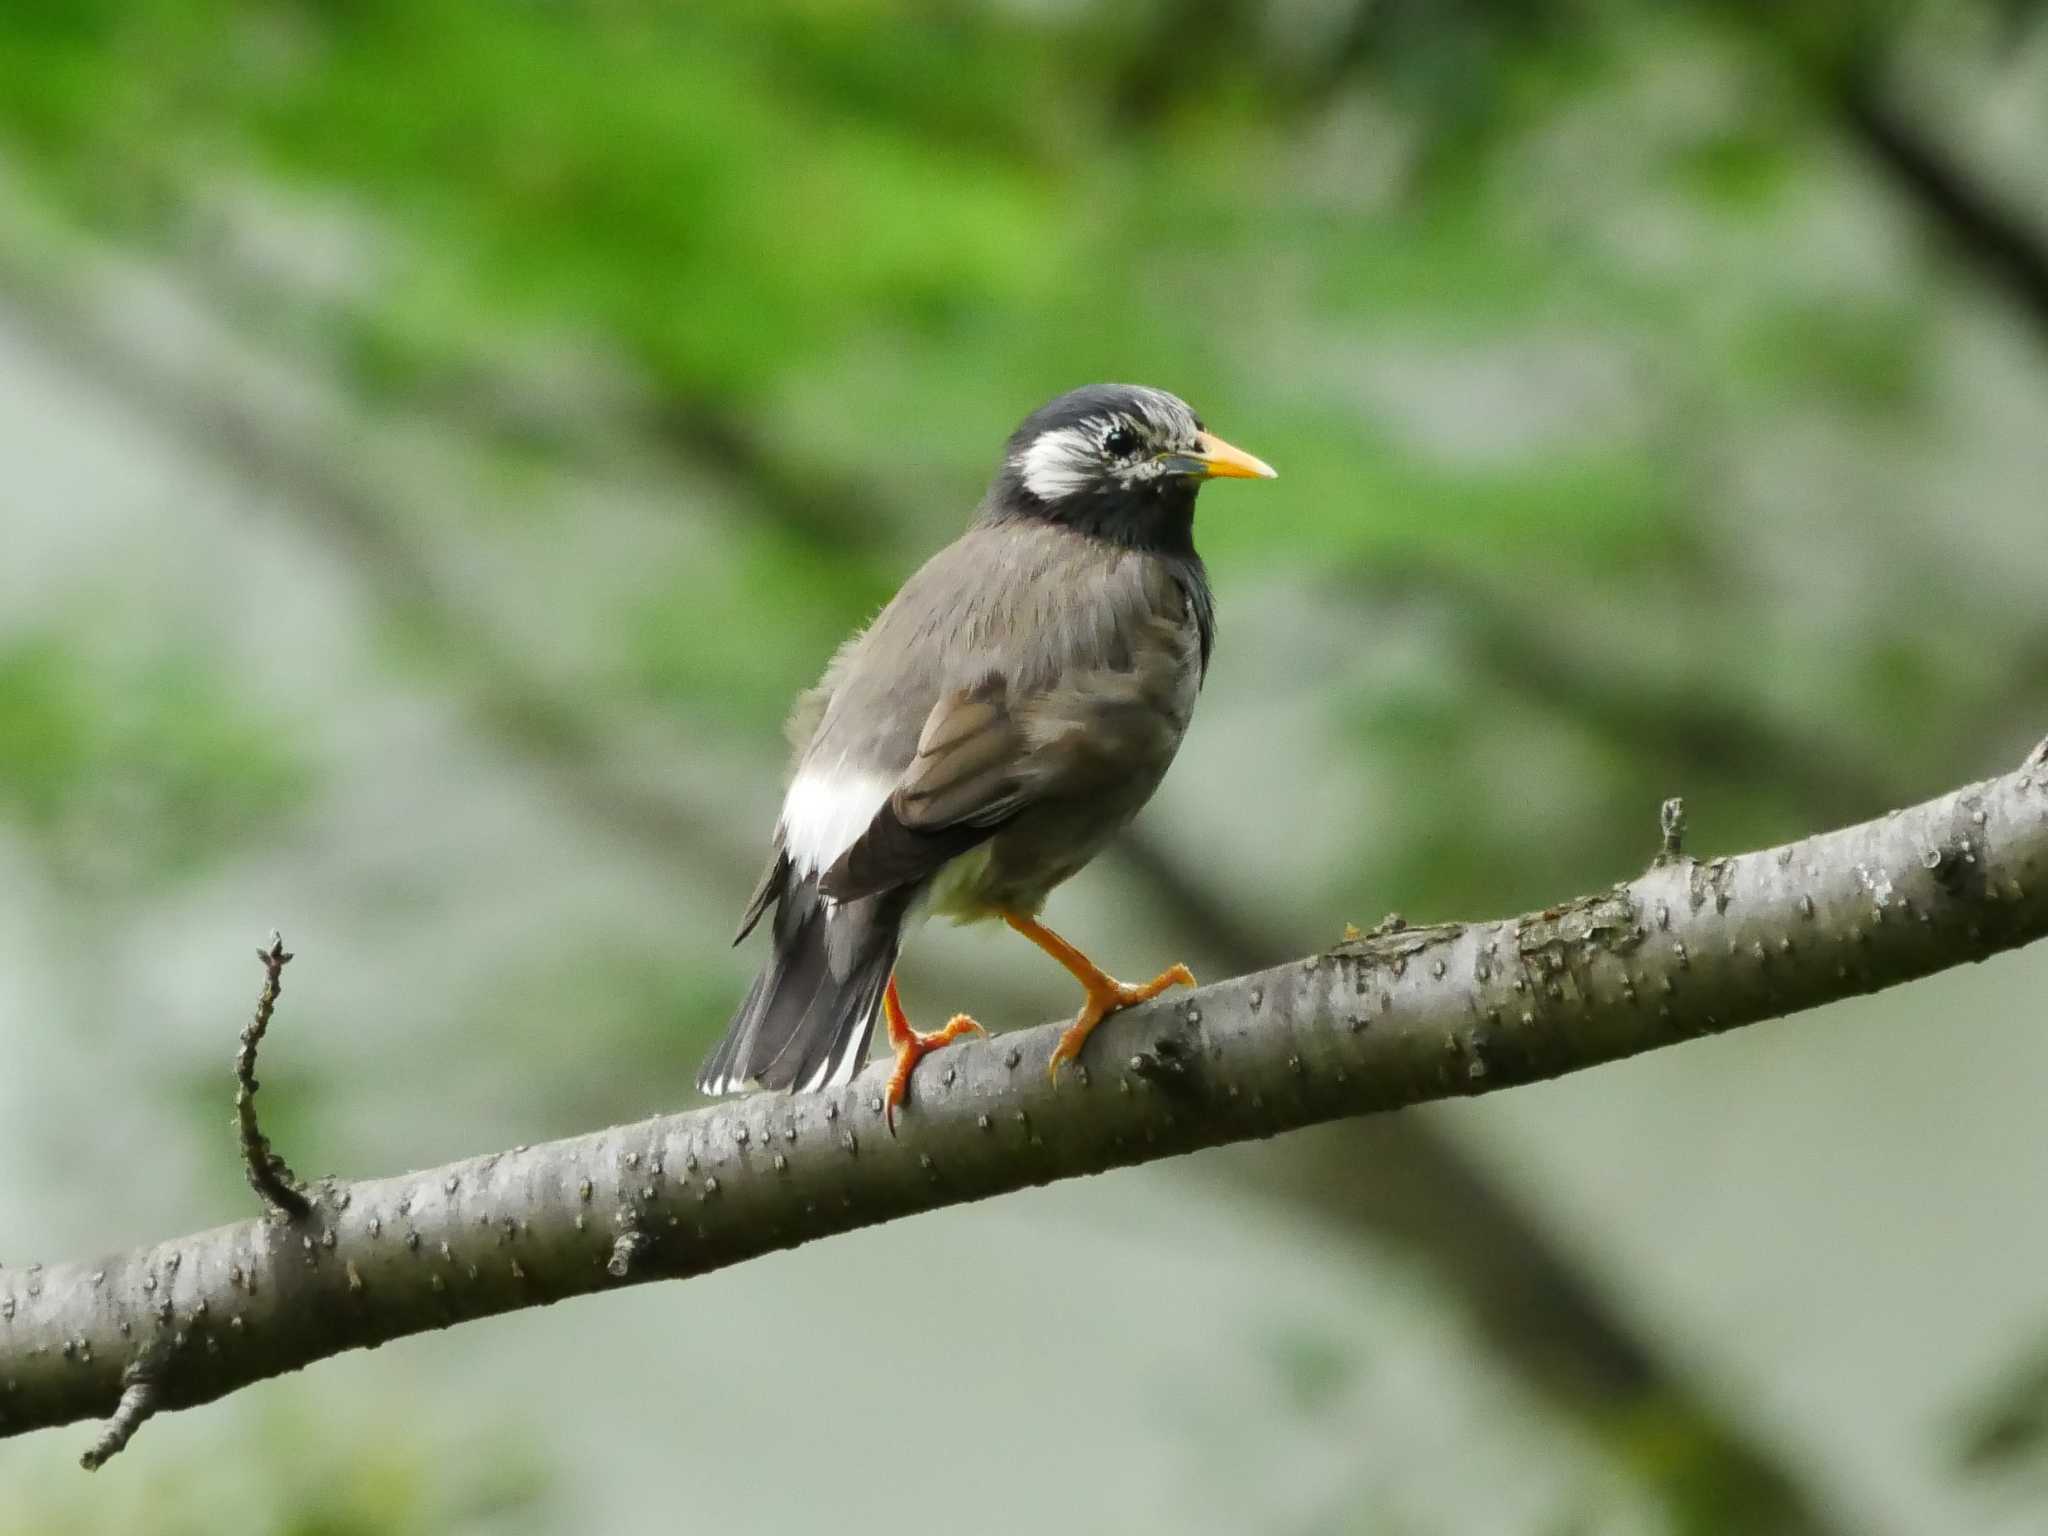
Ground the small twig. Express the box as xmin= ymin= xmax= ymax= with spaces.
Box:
xmin=235 ymin=933 xmax=309 ymax=1220
xmin=78 ymin=1375 xmax=157 ymax=1470
xmin=1657 ymin=797 xmax=1687 ymax=864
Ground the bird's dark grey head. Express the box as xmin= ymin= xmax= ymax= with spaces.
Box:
xmin=984 ymin=383 xmax=1275 ymax=554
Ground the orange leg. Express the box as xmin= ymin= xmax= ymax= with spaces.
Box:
xmin=882 ymin=973 xmax=983 ymax=1135
xmin=999 ymin=910 xmax=1195 ymax=1085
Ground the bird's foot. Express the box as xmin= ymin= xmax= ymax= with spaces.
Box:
xmin=882 ymin=974 xmax=982 ymax=1135
xmin=884 ymin=1016 xmax=982 ymax=1135
xmin=1047 ymin=963 xmax=1196 ymax=1086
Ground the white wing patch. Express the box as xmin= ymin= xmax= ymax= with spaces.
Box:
xmin=780 ymin=766 xmax=895 ymax=876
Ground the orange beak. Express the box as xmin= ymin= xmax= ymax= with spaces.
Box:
xmin=1173 ymin=430 xmax=1277 ymax=481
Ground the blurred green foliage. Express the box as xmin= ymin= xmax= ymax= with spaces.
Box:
xmin=0 ymin=635 xmax=309 ymax=884
xmin=0 ymin=0 xmax=1779 ymax=580
xmin=1956 ymin=1332 xmax=2048 ymax=1481
xmin=0 ymin=1410 xmax=551 ymax=1536
xmin=7 ymin=0 xmax=1982 ymax=830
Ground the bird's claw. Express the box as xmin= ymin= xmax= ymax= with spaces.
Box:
xmin=884 ymin=1013 xmax=983 ymax=1135
xmin=1047 ymin=963 xmax=1197 ymax=1088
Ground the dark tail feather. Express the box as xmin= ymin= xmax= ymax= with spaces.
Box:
xmin=697 ymin=873 xmax=904 ymax=1097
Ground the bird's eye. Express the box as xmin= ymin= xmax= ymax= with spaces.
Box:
xmin=1103 ymin=424 xmax=1141 ymax=458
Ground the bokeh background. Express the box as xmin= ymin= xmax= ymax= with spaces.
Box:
xmin=3 ymin=3 xmax=2047 ymax=1532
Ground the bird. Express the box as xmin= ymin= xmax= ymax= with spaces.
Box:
xmin=696 ymin=383 xmax=1275 ymax=1129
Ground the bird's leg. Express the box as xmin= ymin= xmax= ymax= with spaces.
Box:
xmin=999 ymin=910 xmax=1195 ymax=1085
xmin=882 ymin=973 xmax=982 ymax=1135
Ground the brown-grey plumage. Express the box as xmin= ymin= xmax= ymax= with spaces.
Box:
xmin=698 ymin=383 xmax=1274 ymax=1105
xmin=818 ymin=520 xmax=1204 ymax=909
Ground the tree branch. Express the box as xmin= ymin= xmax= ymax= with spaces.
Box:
xmin=3 ymin=741 xmax=2044 ymax=1465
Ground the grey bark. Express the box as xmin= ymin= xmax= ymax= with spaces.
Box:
xmin=5 ymin=740 xmax=2046 ymax=1467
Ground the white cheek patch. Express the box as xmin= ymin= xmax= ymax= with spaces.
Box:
xmin=780 ymin=767 xmax=895 ymax=875
xmin=1016 ymin=424 xmax=1100 ymax=502
xmin=1014 ymin=392 xmax=1204 ymax=502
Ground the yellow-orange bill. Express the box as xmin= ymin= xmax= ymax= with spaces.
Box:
xmin=1191 ymin=429 xmax=1277 ymax=480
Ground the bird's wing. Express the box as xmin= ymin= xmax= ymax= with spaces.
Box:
xmin=821 ymin=655 xmax=1186 ymax=905
xmin=817 ymin=677 xmax=1027 ymax=902
xmin=732 ymin=842 xmax=788 ymax=945
xmin=895 ymin=678 xmax=1035 ymax=830
xmin=730 ymin=680 xmax=835 ymax=942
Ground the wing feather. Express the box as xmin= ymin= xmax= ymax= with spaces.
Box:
xmin=821 ymin=679 xmax=1024 ymax=902
xmin=821 ymin=601 xmax=1200 ymax=907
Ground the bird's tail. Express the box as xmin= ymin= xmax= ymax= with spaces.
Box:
xmin=696 ymin=871 xmax=903 ymax=1096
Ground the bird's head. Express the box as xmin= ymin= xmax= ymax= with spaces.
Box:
xmin=988 ymin=383 xmax=1275 ymax=553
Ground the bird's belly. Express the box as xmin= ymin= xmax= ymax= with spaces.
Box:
xmin=923 ymin=844 xmax=997 ymax=924
xmin=930 ymin=775 xmax=1166 ymax=924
